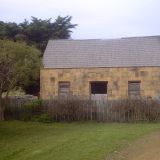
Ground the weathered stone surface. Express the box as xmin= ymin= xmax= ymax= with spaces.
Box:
xmin=40 ymin=67 xmax=160 ymax=100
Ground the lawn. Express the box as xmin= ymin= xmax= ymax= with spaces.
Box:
xmin=0 ymin=121 xmax=160 ymax=160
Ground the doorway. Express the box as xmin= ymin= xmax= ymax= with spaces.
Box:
xmin=90 ymin=81 xmax=108 ymax=101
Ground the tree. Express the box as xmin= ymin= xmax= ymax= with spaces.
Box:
xmin=0 ymin=16 xmax=77 ymax=95
xmin=19 ymin=17 xmax=53 ymax=51
xmin=0 ymin=16 xmax=77 ymax=52
xmin=20 ymin=16 xmax=77 ymax=51
xmin=0 ymin=21 xmax=20 ymax=40
xmin=0 ymin=40 xmax=41 ymax=120
xmin=51 ymin=16 xmax=77 ymax=39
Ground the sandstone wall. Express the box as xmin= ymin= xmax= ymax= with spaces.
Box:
xmin=40 ymin=67 xmax=160 ymax=100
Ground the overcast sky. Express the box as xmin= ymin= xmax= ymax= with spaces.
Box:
xmin=1 ymin=0 xmax=160 ymax=39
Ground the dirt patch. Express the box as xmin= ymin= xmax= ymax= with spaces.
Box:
xmin=106 ymin=131 xmax=160 ymax=160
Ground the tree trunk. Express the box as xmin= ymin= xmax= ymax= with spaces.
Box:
xmin=0 ymin=106 xmax=4 ymax=121
xmin=0 ymin=93 xmax=4 ymax=121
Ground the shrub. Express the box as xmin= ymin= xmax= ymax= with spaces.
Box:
xmin=23 ymin=99 xmax=42 ymax=109
xmin=32 ymin=114 xmax=53 ymax=123
xmin=4 ymin=99 xmax=43 ymax=121
xmin=20 ymin=99 xmax=42 ymax=121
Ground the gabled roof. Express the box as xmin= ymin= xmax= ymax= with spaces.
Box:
xmin=43 ymin=36 xmax=160 ymax=68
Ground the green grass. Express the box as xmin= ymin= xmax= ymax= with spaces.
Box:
xmin=0 ymin=121 xmax=160 ymax=160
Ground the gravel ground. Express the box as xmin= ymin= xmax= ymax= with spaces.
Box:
xmin=106 ymin=131 xmax=160 ymax=160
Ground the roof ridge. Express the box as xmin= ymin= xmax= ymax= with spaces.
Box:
xmin=49 ymin=39 xmax=101 ymax=41
xmin=121 ymin=35 xmax=160 ymax=39
xmin=49 ymin=35 xmax=160 ymax=42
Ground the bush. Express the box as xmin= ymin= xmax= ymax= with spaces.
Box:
xmin=4 ymin=99 xmax=43 ymax=121
xmin=23 ymin=99 xmax=42 ymax=109
xmin=33 ymin=114 xmax=53 ymax=123
xmin=21 ymin=99 xmax=42 ymax=121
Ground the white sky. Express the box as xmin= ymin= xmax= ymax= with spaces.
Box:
xmin=1 ymin=0 xmax=160 ymax=39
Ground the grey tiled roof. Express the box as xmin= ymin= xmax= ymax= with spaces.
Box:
xmin=43 ymin=36 xmax=160 ymax=68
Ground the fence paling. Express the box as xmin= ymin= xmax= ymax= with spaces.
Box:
xmin=4 ymin=97 xmax=160 ymax=122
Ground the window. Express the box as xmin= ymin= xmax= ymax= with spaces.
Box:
xmin=128 ymin=81 xmax=141 ymax=98
xmin=90 ymin=81 xmax=107 ymax=94
xmin=59 ymin=82 xmax=70 ymax=96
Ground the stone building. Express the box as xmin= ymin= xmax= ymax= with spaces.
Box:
xmin=40 ymin=36 xmax=160 ymax=100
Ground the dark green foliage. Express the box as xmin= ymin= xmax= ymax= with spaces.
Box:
xmin=0 ymin=21 xmax=20 ymax=39
xmin=5 ymin=99 xmax=52 ymax=123
xmin=0 ymin=16 xmax=77 ymax=95
xmin=33 ymin=114 xmax=53 ymax=123
xmin=5 ymin=99 xmax=42 ymax=121
xmin=0 ymin=40 xmax=41 ymax=120
xmin=0 ymin=40 xmax=41 ymax=93
xmin=0 ymin=16 xmax=77 ymax=52
xmin=22 ymin=78 xmax=40 ymax=95
xmin=20 ymin=99 xmax=42 ymax=121
xmin=19 ymin=17 xmax=53 ymax=51
xmin=23 ymin=99 xmax=42 ymax=109
xmin=52 ymin=16 xmax=77 ymax=39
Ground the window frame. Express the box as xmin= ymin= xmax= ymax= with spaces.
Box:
xmin=128 ymin=81 xmax=141 ymax=98
xmin=58 ymin=81 xmax=71 ymax=96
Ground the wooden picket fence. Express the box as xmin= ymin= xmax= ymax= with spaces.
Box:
xmin=4 ymin=96 xmax=160 ymax=122
xmin=43 ymin=96 xmax=160 ymax=122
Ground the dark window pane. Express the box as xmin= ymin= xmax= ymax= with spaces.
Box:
xmin=91 ymin=82 xmax=107 ymax=94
